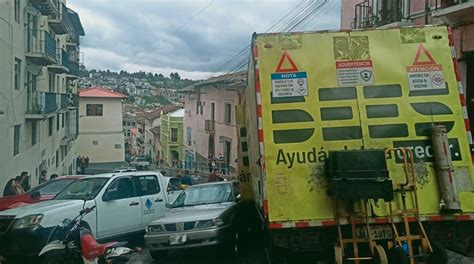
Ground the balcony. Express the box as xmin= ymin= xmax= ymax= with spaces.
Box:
xmin=205 ymin=119 xmax=215 ymax=133
xmin=48 ymin=3 xmax=71 ymax=35
xmin=68 ymin=94 xmax=79 ymax=108
xmin=26 ymin=30 xmax=57 ymax=65
xmin=26 ymin=91 xmax=58 ymax=119
xmin=48 ymin=48 xmax=69 ymax=74
xmin=432 ymin=0 xmax=474 ymax=25
xmin=353 ymin=0 xmax=406 ymax=28
xmin=31 ymin=0 xmax=60 ymax=16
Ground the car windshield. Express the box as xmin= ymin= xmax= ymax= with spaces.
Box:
xmin=172 ymin=183 xmax=232 ymax=208
xmin=55 ymin=178 xmax=109 ymax=200
xmin=28 ymin=179 xmax=76 ymax=196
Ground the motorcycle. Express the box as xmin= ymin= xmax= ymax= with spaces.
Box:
xmin=39 ymin=203 xmax=139 ymax=264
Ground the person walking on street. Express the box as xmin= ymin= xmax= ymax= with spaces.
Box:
xmin=80 ymin=156 xmax=86 ymax=175
xmin=191 ymin=170 xmax=201 ymax=184
xmin=14 ymin=176 xmax=25 ymax=195
xmin=20 ymin=171 xmax=30 ymax=192
xmin=181 ymin=170 xmax=193 ymax=186
xmin=39 ymin=170 xmax=48 ymax=184
xmin=3 ymin=179 xmax=17 ymax=197
xmin=208 ymin=169 xmax=219 ymax=182
xmin=50 ymin=174 xmax=58 ymax=180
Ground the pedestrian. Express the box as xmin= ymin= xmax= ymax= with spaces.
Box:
xmin=85 ymin=156 xmax=90 ymax=168
xmin=160 ymin=170 xmax=167 ymax=176
xmin=3 ymin=179 xmax=17 ymax=197
xmin=20 ymin=171 xmax=31 ymax=192
xmin=191 ymin=170 xmax=201 ymax=184
xmin=80 ymin=156 xmax=86 ymax=175
xmin=208 ymin=155 xmax=213 ymax=173
xmin=181 ymin=170 xmax=193 ymax=186
xmin=50 ymin=174 xmax=58 ymax=180
xmin=208 ymin=169 xmax=219 ymax=182
xmin=39 ymin=170 xmax=48 ymax=184
xmin=14 ymin=176 xmax=25 ymax=195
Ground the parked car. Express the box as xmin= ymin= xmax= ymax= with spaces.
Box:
xmin=0 ymin=176 xmax=83 ymax=211
xmin=144 ymin=181 xmax=241 ymax=259
xmin=164 ymin=177 xmax=183 ymax=204
xmin=0 ymin=171 xmax=170 ymax=259
xmin=112 ymin=167 xmax=137 ymax=173
xmin=130 ymin=157 xmax=150 ymax=170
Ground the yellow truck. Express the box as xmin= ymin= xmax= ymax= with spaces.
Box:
xmin=239 ymin=26 xmax=474 ymax=262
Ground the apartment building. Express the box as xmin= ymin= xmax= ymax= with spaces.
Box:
xmin=77 ymin=87 xmax=126 ymax=164
xmin=182 ymin=72 xmax=246 ymax=173
xmin=0 ymin=0 xmax=84 ymax=189
xmin=159 ymin=108 xmax=185 ymax=167
xmin=341 ymin=0 xmax=474 ymax=134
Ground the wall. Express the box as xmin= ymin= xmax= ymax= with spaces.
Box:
xmin=0 ymin=0 xmax=78 ymax=191
xmin=77 ymin=97 xmax=125 ymax=163
xmin=160 ymin=110 xmax=184 ymax=165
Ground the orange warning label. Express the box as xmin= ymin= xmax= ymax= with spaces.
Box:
xmin=406 ymin=44 xmax=446 ymax=91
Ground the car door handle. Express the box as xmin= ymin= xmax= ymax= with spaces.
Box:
xmin=155 ymin=198 xmax=163 ymax=202
xmin=129 ymin=201 xmax=139 ymax=206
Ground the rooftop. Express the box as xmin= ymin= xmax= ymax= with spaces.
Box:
xmin=79 ymin=87 xmax=127 ymax=98
xmin=181 ymin=71 xmax=246 ymax=93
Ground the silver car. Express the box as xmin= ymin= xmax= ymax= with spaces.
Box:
xmin=144 ymin=181 xmax=240 ymax=259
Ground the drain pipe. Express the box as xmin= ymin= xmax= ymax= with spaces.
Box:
xmin=431 ymin=125 xmax=462 ymax=212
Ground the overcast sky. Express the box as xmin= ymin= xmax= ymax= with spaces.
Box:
xmin=68 ymin=0 xmax=341 ymax=80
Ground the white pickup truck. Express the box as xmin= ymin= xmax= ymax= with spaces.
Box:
xmin=130 ymin=157 xmax=150 ymax=170
xmin=0 ymin=171 xmax=170 ymax=259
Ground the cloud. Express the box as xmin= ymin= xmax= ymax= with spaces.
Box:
xmin=68 ymin=0 xmax=341 ymax=79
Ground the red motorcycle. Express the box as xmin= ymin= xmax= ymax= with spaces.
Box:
xmin=39 ymin=204 xmax=139 ymax=264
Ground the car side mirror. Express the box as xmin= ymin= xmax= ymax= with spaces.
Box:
xmin=165 ymin=202 xmax=172 ymax=208
xmin=30 ymin=191 xmax=40 ymax=199
xmin=235 ymin=194 xmax=241 ymax=202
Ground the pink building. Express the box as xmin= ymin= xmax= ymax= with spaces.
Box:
xmin=341 ymin=0 xmax=474 ymax=134
xmin=182 ymin=72 xmax=246 ymax=173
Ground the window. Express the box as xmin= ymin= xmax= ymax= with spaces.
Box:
xmin=103 ymin=177 xmax=135 ymax=200
xmin=14 ymin=0 xmax=20 ymax=22
xmin=186 ymin=127 xmax=192 ymax=146
xmin=13 ymin=124 xmax=20 ymax=156
xmin=211 ymin=102 xmax=215 ymax=121
xmin=135 ymin=175 xmax=160 ymax=195
xmin=56 ymin=113 xmax=60 ymax=131
xmin=14 ymin=58 xmax=21 ymax=90
xmin=114 ymin=144 xmax=122 ymax=149
xmin=86 ymin=104 xmax=103 ymax=116
xmin=171 ymin=128 xmax=178 ymax=142
xmin=123 ymin=121 xmax=126 ymax=126
xmin=49 ymin=73 xmax=55 ymax=92
xmin=31 ymin=122 xmax=37 ymax=146
xmin=48 ymin=117 xmax=53 ymax=136
xmin=224 ymin=103 xmax=232 ymax=124
xmin=62 ymin=114 xmax=65 ymax=128
xmin=56 ymin=150 xmax=59 ymax=167
xmin=92 ymin=140 xmax=99 ymax=146
xmin=132 ymin=122 xmax=136 ymax=126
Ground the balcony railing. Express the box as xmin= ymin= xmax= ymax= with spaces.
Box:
xmin=48 ymin=3 xmax=71 ymax=34
xmin=205 ymin=120 xmax=215 ymax=133
xmin=26 ymin=30 xmax=57 ymax=65
xmin=60 ymin=93 xmax=68 ymax=110
xmin=353 ymin=0 xmax=405 ymax=28
xmin=436 ymin=0 xmax=471 ymax=9
xmin=31 ymin=0 xmax=60 ymax=16
xmin=26 ymin=91 xmax=58 ymax=116
xmin=49 ymin=48 xmax=69 ymax=74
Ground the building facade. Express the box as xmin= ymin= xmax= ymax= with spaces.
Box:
xmin=0 ymin=0 xmax=84 ymax=189
xmin=341 ymin=0 xmax=474 ymax=134
xmin=77 ymin=87 xmax=126 ymax=164
xmin=159 ymin=108 xmax=185 ymax=167
xmin=182 ymin=72 xmax=245 ymax=173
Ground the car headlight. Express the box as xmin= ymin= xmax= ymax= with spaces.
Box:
xmin=13 ymin=214 xmax=43 ymax=229
xmin=146 ymin=224 xmax=163 ymax=233
xmin=197 ymin=218 xmax=224 ymax=229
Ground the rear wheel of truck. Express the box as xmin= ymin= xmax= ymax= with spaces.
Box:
xmin=426 ymin=241 xmax=448 ymax=264
xmin=373 ymin=245 xmax=388 ymax=264
xmin=388 ymin=245 xmax=409 ymax=264
xmin=149 ymin=250 xmax=168 ymax=260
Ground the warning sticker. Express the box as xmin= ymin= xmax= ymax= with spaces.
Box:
xmin=336 ymin=60 xmax=374 ymax=86
xmin=271 ymin=72 xmax=308 ymax=98
xmin=406 ymin=44 xmax=446 ymax=91
xmin=407 ymin=64 xmax=446 ymax=90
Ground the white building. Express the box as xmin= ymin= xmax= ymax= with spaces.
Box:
xmin=77 ymin=87 xmax=126 ymax=164
xmin=0 ymin=0 xmax=85 ymax=189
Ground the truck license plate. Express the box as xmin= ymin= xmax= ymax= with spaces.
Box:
xmin=356 ymin=225 xmax=392 ymax=240
xmin=169 ymin=234 xmax=187 ymax=245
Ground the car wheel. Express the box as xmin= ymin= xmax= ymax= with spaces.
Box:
xmin=426 ymin=241 xmax=448 ymax=264
xmin=149 ymin=250 xmax=168 ymax=260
